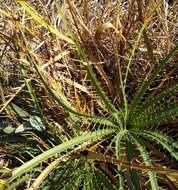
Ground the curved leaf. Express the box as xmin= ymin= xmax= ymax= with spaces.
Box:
xmin=131 ymin=135 xmax=159 ymax=190
xmin=130 ymin=43 xmax=178 ymax=116
xmin=7 ymin=128 xmax=114 ymax=183
xmin=139 ymin=130 xmax=178 ymax=160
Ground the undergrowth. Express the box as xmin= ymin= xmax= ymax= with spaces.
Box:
xmin=0 ymin=0 xmax=178 ymax=189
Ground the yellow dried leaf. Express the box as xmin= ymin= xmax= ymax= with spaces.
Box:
xmin=95 ymin=22 xmax=126 ymax=42
xmin=18 ymin=1 xmax=74 ymax=44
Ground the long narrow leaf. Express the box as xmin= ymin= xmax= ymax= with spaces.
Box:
xmin=18 ymin=1 xmax=74 ymax=44
xmin=138 ymin=130 xmax=178 ymax=160
xmin=115 ymin=130 xmax=127 ymax=190
xmin=7 ymin=128 xmax=114 ymax=183
xmin=130 ymin=43 xmax=178 ymax=115
xmin=137 ymin=83 xmax=178 ymax=113
xmin=131 ymin=136 xmax=159 ymax=190
xmin=134 ymin=104 xmax=178 ymax=128
xmin=126 ymin=141 xmax=142 ymax=190
xmin=33 ymin=62 xmax=118 ymax=127
xmin=85 ymin=63 xmax=118 ymax=114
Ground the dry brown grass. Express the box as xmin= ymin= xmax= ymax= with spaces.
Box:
xmin=0 ymin=0 xmax=178 ymax=189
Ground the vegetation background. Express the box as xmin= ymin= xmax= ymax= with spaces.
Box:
xmin=0 ymin=0 xmax=178 ymax=189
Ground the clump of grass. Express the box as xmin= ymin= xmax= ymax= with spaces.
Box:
xmin=0 ymin=0 xmax=178 ymax=189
